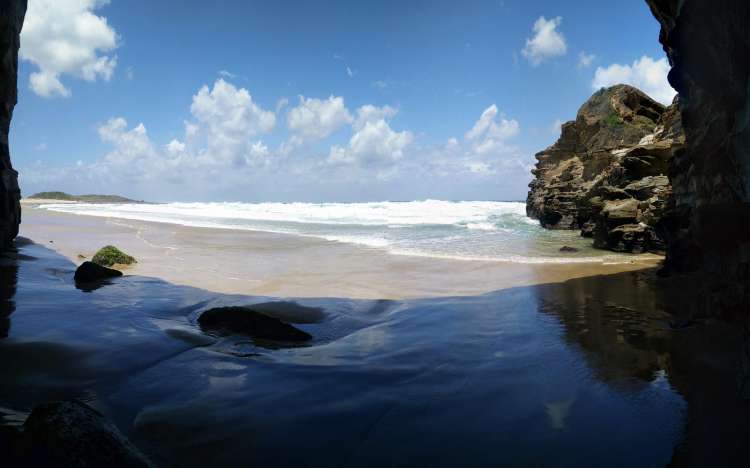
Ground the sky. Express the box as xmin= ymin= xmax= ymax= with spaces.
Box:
xmin=11 ymin=0 xmax=675 ymax=203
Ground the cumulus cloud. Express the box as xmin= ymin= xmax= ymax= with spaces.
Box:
xmin=20 ymin=0 xmax=119 ymax=97
xmin=465 ymin=104 xmax=520 ymax=155
xmin=578 ymin=51 xmax=595 ymax=68
xmin=421 ymin=106 xmax=526 ymax=180
xmin=286 ymin=95 xmax=352 ymax=144
xmin=190 ymin=79 xmax=276 ymax=164
xmin=521 ymin=16 xmax=567 ymax=66
xmin=592 ymin=55 xmax=676 ymax=105
xmin=328 ymin=105 xmax=413 ymax=168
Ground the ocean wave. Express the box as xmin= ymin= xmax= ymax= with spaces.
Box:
xmin=37 ymin=200 xmax=636 ymax=264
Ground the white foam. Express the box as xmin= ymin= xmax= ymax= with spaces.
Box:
xmin=38 ymin=200 xmax=635 ymax=264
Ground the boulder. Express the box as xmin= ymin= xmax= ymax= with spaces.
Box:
xmin=74 ymin=261 xmax=123 ymax=283
xmin=22 ymin=400 xmax=153 ymax=467
xmin=198 ymin=305 xmax=312 ymax=342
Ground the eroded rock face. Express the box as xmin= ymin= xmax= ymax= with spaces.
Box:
xmin=527 ymin=84 xmax=684 ymax=253
xmin=646 ymin=0 xmax=750 ymax=317
xmin=0 ymin=1 xmax=24 ymax=252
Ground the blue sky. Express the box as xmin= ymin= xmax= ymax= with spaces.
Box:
xmin=12 ymin=0 xmax=673 ymax=202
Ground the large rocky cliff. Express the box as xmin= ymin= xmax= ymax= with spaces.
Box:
xmin=0 ymin=0 xmax=25 ymax=252
xmin=527 ymin=85 xmax=684 ymax=253
xmin=646 ymin=0 xmax=750 ymax=317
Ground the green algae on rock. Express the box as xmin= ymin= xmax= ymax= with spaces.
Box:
xmin=92 ymin=245 xmax=137 ymax=267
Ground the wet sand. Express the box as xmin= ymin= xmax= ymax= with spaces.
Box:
xmin=20 ymin=207 xmax=661 ymax=299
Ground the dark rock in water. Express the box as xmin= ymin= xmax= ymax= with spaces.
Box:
xmin=77 ymin=254 xmax=87 ymax=259
xmin=559 ymin=246 xmax=579 ymax=253
xmin=198 ymin=305 xmax=313 ymax=342
xmin=526 ymin=84 xmax=684 ymax=254
xmin=23 ymin=400 xmax=153 ymax=467
xmin=668 ymin=318 xmax=696 ymax=330
xmin=92 ymin=245 xmax=136 ymax=267
xmin=0 ymin=1 xmax=25 ymax=253
xmin=74 ymin=261 xmax=123 ymax=283
xmin=739 ymin=336 xmax=750 ymax=400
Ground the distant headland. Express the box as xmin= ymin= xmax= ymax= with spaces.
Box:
xmin=23 ymin=191 xmax=146 ymax=204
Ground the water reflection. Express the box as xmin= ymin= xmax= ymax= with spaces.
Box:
xmin=0 ymin=241 xmax=746 ymax=466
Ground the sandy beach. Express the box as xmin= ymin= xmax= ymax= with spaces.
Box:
xmin=20 ymin=206 xmax=661 ymax=299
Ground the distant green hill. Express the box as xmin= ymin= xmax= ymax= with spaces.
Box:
xmin=27 ymin=191 xmax=145 ymax=204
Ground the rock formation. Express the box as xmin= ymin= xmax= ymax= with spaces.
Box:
xmin=0 ymin=0 xmax=24 ymax=252
xmin=527 ymin=84 xmax=684 ymax=253
xmin=645 ymin=0 xmax=750 ymax=317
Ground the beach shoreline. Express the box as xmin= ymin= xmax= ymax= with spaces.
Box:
xmin=20 ymin=206 xmax=662 ymax=299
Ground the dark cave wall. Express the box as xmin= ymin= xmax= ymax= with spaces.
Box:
xmin=647 ymin=0 xmax=750 ymax=315
xmin=0 ymin=0 xmax=25 ymax=252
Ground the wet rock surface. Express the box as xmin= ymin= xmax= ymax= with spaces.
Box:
xmin=198 ymin=304 xmax=313 ymax=342
xmin=74 ymin=261 xmax=123 ymax=284
xmin=527 ymin=84 xmax=684 ymax=253
xmin=20 ymin=400 xmax=153 ymax=468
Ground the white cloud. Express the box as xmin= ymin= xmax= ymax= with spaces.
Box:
xmin=592 ymin=55 xmax=676 ymax=105
xmin=346 ymin=66 xmax=355 ymax=78
xmin=34 ymin=143 xmax=48 ymax=151
xmin=20 ymin=0 xmax=119 ymax=97
xmin=190 ymin=79 xmax=276 ymax=164
xmin=165 ymin=139 xmax=186 ymax=155
xmin=521 ymin=16 xmax=567 ymax=66
xmin=372 ymin=80 xmax=388 ymax=90
xmin=328 ymin=105 xmax=413 ymax=167
xmin=578 ymin=51 xmax=595 ymax=68
xmin=465 ymin=104 xmax=520 ymax=155
xmin=286 ymin=95 xmax=352 ymax=143
xmin=218 ymin=70 xmax=237 ymax=79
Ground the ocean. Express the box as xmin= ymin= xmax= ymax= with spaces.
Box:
xmin=38 ymin=199 xmax=631 ymax=264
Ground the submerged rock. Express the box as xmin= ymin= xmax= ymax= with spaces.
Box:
xmin=558 ymin=246 xmax=579 ymax=253
xmin=526 ymin=84 xmax=684 ymax=254
xmin=198 ymin=305 xmax=313 ymax=342
xmin=92 ymin=245 xmax=136 ymax=267
xmin=74 ymin=261 xmax=123 ymax=283
xmin=22 ymin=400 xmax=153 ymax=467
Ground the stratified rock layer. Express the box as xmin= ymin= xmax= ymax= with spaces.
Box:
xmin=527 ymin=84 xmax=684 ymax=253
xmin=0 ymin=1 xmax=24 ymax=252
xmin=646 ymin=0 xmax=750 ymax=317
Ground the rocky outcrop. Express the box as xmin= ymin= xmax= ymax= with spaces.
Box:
xmin=527 ymin=84 xmax=684 ymax=253
xmin=0 ymin=1 xmax=24 ymax=252
xmin=645 ymin=0 xmax=750 ymax=317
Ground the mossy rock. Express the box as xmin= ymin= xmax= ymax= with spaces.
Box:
xmin=92 ymin=245 xmax=136 ymax=267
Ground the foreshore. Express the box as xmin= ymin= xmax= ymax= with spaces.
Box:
xmin=20 ymin=206 xmax=661 ymax=299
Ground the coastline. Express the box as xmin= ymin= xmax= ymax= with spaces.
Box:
xmin=20 ymin=206 xmax=661 ymax=299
